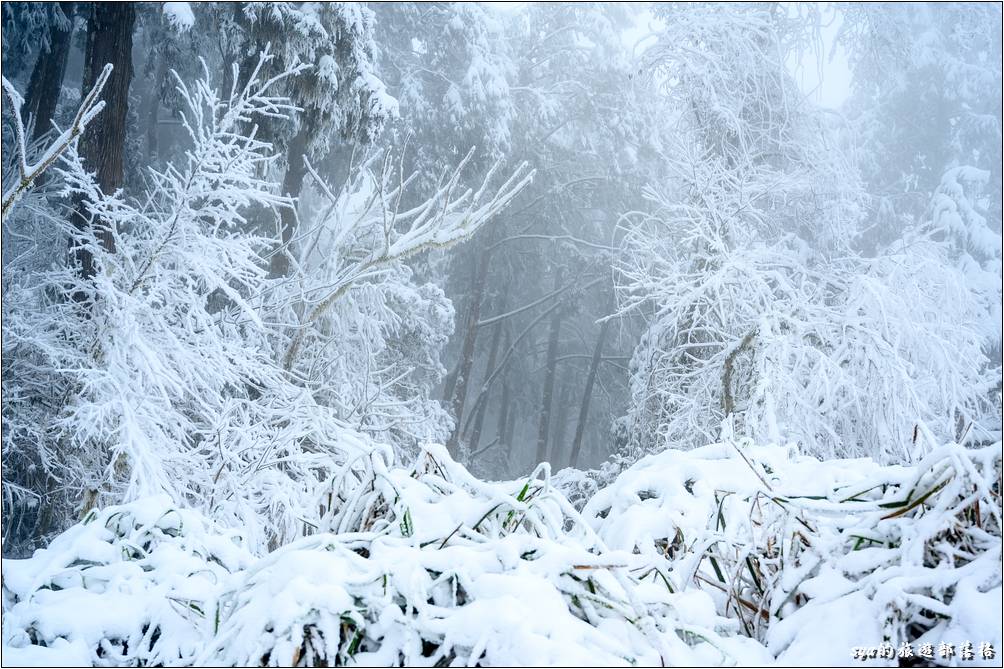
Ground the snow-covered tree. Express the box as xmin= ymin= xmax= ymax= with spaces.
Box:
xmin=4 ymin=55 xmax=297 ymax=548
xmin=373 ymin=2 xmax=515 ymax=179
xmin=274 ymin=147 xmax=532 ymax=454
xmin=615 ymin=3 xmax=996 ymax=463
xmin=3 ymin=46 xmax=530 ymax=552
xmin=838 ymin=2 xmax=1002 ymax=212
xmin=202 ymin=3 xmax=398 ymax=278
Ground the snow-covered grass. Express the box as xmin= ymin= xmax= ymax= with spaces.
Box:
xmin=1 ymin=496 xmax=251 ymax=666
xmin=584 ymin=438 xmax=1003 ymax=665
xmin=3 ymin=438 xmax=1000 ymax=666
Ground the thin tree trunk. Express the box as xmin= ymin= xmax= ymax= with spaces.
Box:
xmin=70 ymin=3 xmax=135 ymax=284
xmin=144 ymin=54 xmax=168 ymax=161
xmin=441 ymin=249 xmax=488 ymax=407
xmin=269 ymin=126 xmax=310 ymax=278
xmin=445 ymin=246 xmax=490 ymax=457
xmin=534 ymin=268 xmax=564 ymax=464
xmin=568 ymin=316 xmax=611 ymax=468
xmin=24 ymin=2 xmax=74 ymax=140
xmin=441 ymin=363 xmax=459 ymax=405
xmin=496 ymin=372 xmax=511 ymax=448
xmin=467 ymin=317 xmax=504 ymax=450
xmin=503 ymin=397 xmax=517 ymax=472
xmin=549 ymin=372 xmax=572 ymax=466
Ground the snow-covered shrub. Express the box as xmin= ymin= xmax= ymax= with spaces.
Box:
xmin=2 ymin=445 xmax=772 ymax=667
xmin=1 ymin=54 xmax=322 ymax=554
xmin=584 ymin=437 xmax=1003 ymax=664
xmin=204 ymin=443 xmax=765 ymax=666
xmin=1 ymin=496 xmax=251 ymax=667
xmin=4 ymin=440 xmax=999 ymax=666
xmin=2 ymin=55 xmax=291 ymax=551
xmin=2 ymin=50 xmax=531 ymax=554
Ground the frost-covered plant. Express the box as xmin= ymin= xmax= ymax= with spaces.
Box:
xmin=617 ymin=188 xmax=995 ymax=462
xmin=614 ymin=3 xmax=996 ymax=463
xmin=1 ymin=64 xmax=113 ymax=545
xmin=1 ymin=496 xmax=251 ymax=666
xmin=838 ymin=2 xmax=1002 ymax=204
xmin=2 ymin=53 xmax=315 ymax=550
xmin=224 ymin=2 xmax=397 ymax=151
xmin=928 ymin=166 xmax=1003 ymax=353
xmin=3 ymin=446 xmax=770 ymax=667
xmin=197 ymin=444 xmax=760 ymax=666
xmin=8 ymin=438 xmax=998 ymax=666
xmin=2 ymin=63 xmax=111 ymax=217
xmin=584 ymin=437 xmax=1003 ymax=663
xmin=0 ymin=2 xmax=71 ymax=73
xmin=273 ymin=148 xmax=533 ymax=455
xmin=3 ymin=47 xmax=533 ymax=553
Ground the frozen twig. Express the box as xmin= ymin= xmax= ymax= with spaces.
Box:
xmin=2 ymin=64 xmax=112 ymax=218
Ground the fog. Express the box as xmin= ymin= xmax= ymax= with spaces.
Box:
xmin=1 ymin=3 xmax=1001 ymax=665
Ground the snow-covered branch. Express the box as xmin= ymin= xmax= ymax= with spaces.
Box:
xmin=281 ymin=150 xmax=534 ymax=371
xmin=1 ymin=64 xmax=112 ymax=218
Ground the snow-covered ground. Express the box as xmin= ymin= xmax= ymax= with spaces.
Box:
xmin=3 ymin=439 xmax=1000 ymax=666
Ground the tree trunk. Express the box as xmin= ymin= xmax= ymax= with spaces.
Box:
xmin=70 ymin=2 xmax=135 ymax=283
xmin=534 ymin=268 xmax=564 ymax=464
xmin=503 ymin=395 xmax=517 ymax=473
xmin=269 ymin=125 xmax=311 ymax=278
xmin=467 ymin=318 xmax=504 ymax=450
xmin=549 ymin=371 xmax=572 ymax=466
xmin=568 ymin=316 xmax=611 ymax=468
xmin=496 ymin=374 xmax=511 ymax=448
xmin=144 ymin=53 xmax=168 ymax=161
xmin=445 ymin=246 xmax=490 ymax=457
xmin=24 ymin=2 xmax=74 ymax=140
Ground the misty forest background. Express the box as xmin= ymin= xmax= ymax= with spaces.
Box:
xmin=0 ymin=2 xmax=1001 ymax=666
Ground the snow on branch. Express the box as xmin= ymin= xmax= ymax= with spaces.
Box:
xmin=281 ymin=148 xmax=534 ymax=371
xmin=8 ymin=51 xmax=314 ymax=519
xmin=1 ymin=64 xmax=112 ymax=219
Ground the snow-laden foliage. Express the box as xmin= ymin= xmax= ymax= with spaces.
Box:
xmin=614 ymin=3 xmax=999 ymax=463
xmin=838 ymin=2 xmax=1002 ymax=201
xmin=0 ymin=2 xmax=71 ymax=67
xmin=161 ymin=3 xmax=194 ymax=33
xmin=1 ymin=445 xmax=765 ymax=667
xmin=929 ymin=166 xmax=1003 ymax=351
xmin=2 ymin=497 xmax=250 ymax=666
xmin=584 ymin=436 xmax=1003 ymax=665
xmin=272 ymin=148 xmax=533 ymax=455
xmin=375 ymin=2 xmax=515 ymax=173
xmin=4 ymin=439 xmax=999 ymax=666
xmin=618 ymin=190 xmax=996 ymax=462
xmin=3 ymin=54 xmax=302 ymax=548
xmin=2 ymin=55 xmax=530 ymax=554
xmin=1 ymin=4 xmax=1000 ymax=666
xmin=217 ymin=2 xmax=397 ymax=152
xmin=2 ymin=63 xmax=110 ymax=216
xmin=201 ymin=443 xmax=756 ymax=667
